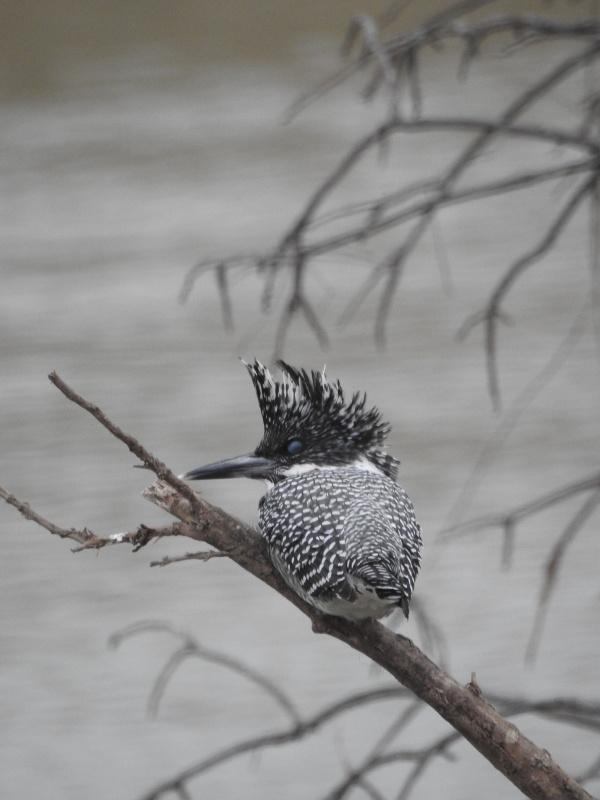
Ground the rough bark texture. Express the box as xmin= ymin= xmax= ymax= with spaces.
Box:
xmin=145 ymin=480 xmax=592 ymax=800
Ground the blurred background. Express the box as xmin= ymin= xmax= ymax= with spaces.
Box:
xmin=1 ymin=2 xmax=599 ymax=798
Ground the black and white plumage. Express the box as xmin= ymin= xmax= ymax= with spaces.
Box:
xmin=182 ymin=360 xmax=422 ymax=621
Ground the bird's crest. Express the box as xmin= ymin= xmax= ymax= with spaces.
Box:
xmin=242 ymin=359 xmax=399 ymax=479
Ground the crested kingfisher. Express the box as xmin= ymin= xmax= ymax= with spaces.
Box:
xmin=182 ymin=360 xmax=422 ymax=621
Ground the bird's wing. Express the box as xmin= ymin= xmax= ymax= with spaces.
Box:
xmin=344 ymin=480 xmax=422 ymax=613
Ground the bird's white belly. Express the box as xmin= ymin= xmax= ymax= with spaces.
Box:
xmin=311 ymin=591 xmax=396 ymax=621
xmin=272 ymin=550 xmax=396 ymax=620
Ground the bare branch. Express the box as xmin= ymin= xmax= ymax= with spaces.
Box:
xmin=272 ymin=253 xmax=329 ymax=357
xmin=147 ymin=645 xmax=191 ymax=718
xmin=445 ymin=304 xmax=590 ymax=530
xmin=405 ymin=45 xmax=422 ymax=118
xmin=489 ymin=694 xmax=600 ymax=734
xmin=178 ymin=254 xmax=257 ymax=306
xmin=137 ymin=687 xmax=409 ymax=800
xmin=285 ymin=1 xmax=509 ymax=120
xmin=6 ymin=377 xmax=593 ymax=800
xmin=143 ymin=474 xmax=594 ymax=800
xmin=181 ymin=5 xmax=600 ymax=416
xmin=215 ymin=262 xmax=234 ymax=331
xmin=312 ymin=151 xmax=596 ymax=242
xmin=0 ymin=484 xmax=186 ymax=552
xmin=110 ymin=620 xmax=302 ymax=724
xmin=525 ymin=488 xmax=600 ymax=662
xmin=288 ymin=7 xmax=600 ymax=121
xmin=396 ymin=732 xmax=461 ymax=800
xmin=343 ymin=15 xmax=398 ymax=117
xmin=352 ymin=777 xmax=386 ymax=800
xmin=321 ymin=700 xmax=423 ymax=800
xmin=441 ymin=472 xmax=600 ymax=657
xmin=374 ymin=43 xmax=600 ymax=350
xmin=129 ymin=652 xmax=600 ymax=800
xmin=287 ymin=114 xmax=599 ymax=255
xmin=374 ymin=215 xmax=430 ymax=347
xmin=0 ymin=483 xmax=99 ymax=547
xmin=461 ymin=176 xmax=595 ymax=409
xmin=280 ymin=45 xmax=600 ymax=350
xmin=442 ymin=471 xmax=600 ymax=540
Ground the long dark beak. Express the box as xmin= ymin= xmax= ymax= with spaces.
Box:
xmin=181 ymin=453 xmax=274 ymax=481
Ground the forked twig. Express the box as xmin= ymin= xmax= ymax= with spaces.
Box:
xmin=109 ymin=620 xmax=302 ymax=724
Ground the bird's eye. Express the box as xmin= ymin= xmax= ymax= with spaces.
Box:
xmin=286 ymin=439 xmax=303 ymax=456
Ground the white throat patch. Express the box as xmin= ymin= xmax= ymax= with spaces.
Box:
xmin=281 ymin=456 xmax=384 ymax=478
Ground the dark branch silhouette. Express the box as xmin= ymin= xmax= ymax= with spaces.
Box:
xmin=179 ymin=3 xmax=600 ymax=408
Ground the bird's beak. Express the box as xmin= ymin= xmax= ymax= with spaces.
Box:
xmin=180 ymin=453 xmax=275 ymax=481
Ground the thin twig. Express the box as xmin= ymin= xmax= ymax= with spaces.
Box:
xmin=442 ymin=471 xmax=600 ymax=540
xmin=322 ymin=701 xmax=422 ymax=800
xmin=0 ymin=483 xmax=98 ymax=546
xmin=445 ymin=303 xmax=590 ymax=530
xmin=460 ymin=177 xmax=595 ymax=408
xmin=284 ymin=1 xmax=527 ymax=120
xmin=150 ymin=550 xmax=228 ymax=568
xmin=396 ymin=732 xmax=461 ymax=800
xmin=136 ymin=687 xmax=409 ymax=800
xmin=525 ymin=488 xmax=600 ymax=662
xmin=215 ymin=262 xmax=234 ymax=331
xmin=110 ymin=620 xmax=302 ymax=724
xmin=0 ymin=485 xmax=184 ymax=551
xmin=312 ymin=154 xmax=596 ymax=239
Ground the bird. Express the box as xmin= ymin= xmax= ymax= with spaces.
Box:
xmin=182 ymin=360 xmax=422 ymax=621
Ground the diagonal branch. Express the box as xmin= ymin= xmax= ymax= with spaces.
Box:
xmin=2 ymin=375 xmax=593 ymax=800
xmin=441 ymin=471 xmax=600 ymax=540
xmin=313 ymin=157 xmax=597 ymax=239
xmin=281 ymin=117 xmax=599 ymax=262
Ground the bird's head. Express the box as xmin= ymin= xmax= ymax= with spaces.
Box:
xmin=182 ymin=359 xmax=399 ymax=484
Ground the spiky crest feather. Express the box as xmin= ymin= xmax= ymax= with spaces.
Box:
xmin=242 ymin=359 xmax=399 ymax=480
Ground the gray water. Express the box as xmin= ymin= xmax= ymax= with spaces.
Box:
xmin=1 ymin=7 xmax=599 ymax=800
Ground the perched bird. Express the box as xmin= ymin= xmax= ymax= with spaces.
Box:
xmin=182 ymin=360 xmax=422 ymax=621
